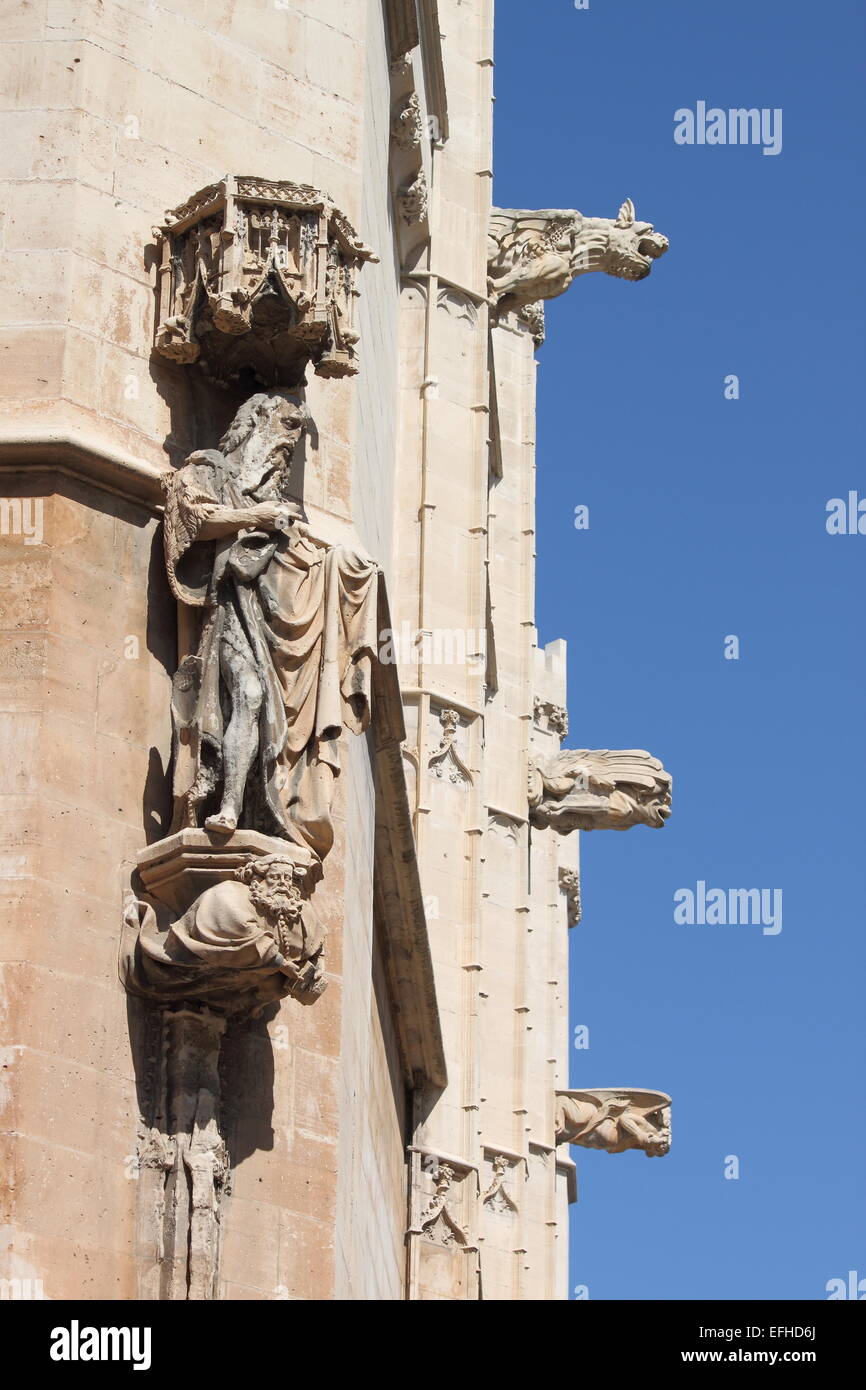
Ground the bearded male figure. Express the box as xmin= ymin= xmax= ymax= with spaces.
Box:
xmin=163 ymin=390 xmax=379 ymax=859
xmin=123 ymin=852 xmax=325 ymax=1013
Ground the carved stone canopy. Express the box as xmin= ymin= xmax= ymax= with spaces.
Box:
xmin=555 ymin=1089 xmax=671 ymax=1157
xmin=154 ymin=176 xmax=379 ymax=386
xmin=528 ymin=748 xmax=672 ymax=832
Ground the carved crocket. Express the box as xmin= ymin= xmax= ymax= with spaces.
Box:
xmin=487 ymin=198 xmax=669 ymax=314
xmin=528 ymin=747 xmax=672 ymax=832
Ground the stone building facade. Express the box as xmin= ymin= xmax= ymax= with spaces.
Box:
xmin=0 ymin=0 xmax=671 ymax=1301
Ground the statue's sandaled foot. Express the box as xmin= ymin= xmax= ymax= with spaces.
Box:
xmin=205 ymin=810 xmax=238 ymax=836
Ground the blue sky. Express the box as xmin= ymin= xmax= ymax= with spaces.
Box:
xmin=493 ymin=0 xmax=866 ymax=1300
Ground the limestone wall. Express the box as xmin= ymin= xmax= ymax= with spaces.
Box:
xmin=0 ymin=0 xmax=414 ymax=1302
xmin=0 ymin=0 xmax=579 ymax=1302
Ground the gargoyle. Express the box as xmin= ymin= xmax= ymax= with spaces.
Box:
xmin=528 ymin=747 xmax=672 ymax=832
xmin=487 ymin=198 xmax=669 ymax=313
xmin=555 ymin=1089 xmax=671 ymax=1157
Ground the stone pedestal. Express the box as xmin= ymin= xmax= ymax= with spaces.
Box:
xmin=135 ymin=829 xmax=321 ymax=915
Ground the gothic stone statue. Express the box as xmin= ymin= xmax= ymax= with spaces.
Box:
xmin=555 ymin=1090 xmax=671 ymax=1158
xmin=123 ymin=850 xmax=325 ymax=1014
xmin=528 ymin=747 xmax=672 ymax=832
xmin=162 ymin=390 xmax=379 ymax=858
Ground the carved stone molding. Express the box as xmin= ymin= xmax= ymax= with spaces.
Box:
xmin=153 ymin=175 xmax=378 ymax=385
xmin=488 ymin=198 xmax=669 ymax=316
xmin=529 ymin=748 xmax=672 ymax=832
xmin=487 ymin=812 xmax=520 ymax=843
xmin=132 ymin=1005 xmax=229 ymax=1301
xmin=555 ymin=1089 xmax=671 ymax=1158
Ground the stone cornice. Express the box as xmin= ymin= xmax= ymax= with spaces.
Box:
xmin=0 ymin=428 xmax=164 ymax=510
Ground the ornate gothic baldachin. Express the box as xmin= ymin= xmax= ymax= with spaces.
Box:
xmin=154 ymin=176 xmax=378 ymax=385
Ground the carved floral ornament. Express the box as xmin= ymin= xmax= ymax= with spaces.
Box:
xmin=153 ymin=176 xmax=378 ymax=386
xmin=391 ymin=92 xmax=424 ymax=149
xmin=399 ymin=171 xmax=429 ymax=225
xmin=534 ymin=695 xmax=568 ymax=738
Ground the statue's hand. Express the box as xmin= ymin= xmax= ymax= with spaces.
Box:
xmin=247 ymin=501 xmax=302 ymax=531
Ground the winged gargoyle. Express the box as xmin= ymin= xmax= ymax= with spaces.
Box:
xmin=487 ymin=198 xmax=669 ymax=314
xmin=555 ymin=1089 xmax=671 ymax=1157
xmin=528 ymin=747 xmax=672 ymax=832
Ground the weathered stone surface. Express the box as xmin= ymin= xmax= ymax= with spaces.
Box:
xmin=0 ymin=0 xmax=672 ymax=1306
xmin=160 ymin=390 xmax=379 ymax=855
xmin=124 ymin=842 xmax=326 ymax=1015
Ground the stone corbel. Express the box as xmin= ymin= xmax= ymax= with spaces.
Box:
xmin=122 ymin=831 xmax=326 ymax=1016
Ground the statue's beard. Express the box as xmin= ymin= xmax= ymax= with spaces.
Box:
xmin=248 ymin=880 xmax=303 ymax=952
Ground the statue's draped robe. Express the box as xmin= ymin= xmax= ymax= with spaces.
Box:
xmin=122 ymin=880 xmax=324 ymax=1012
xmin=163 ymin=451 xmax=379 ymax=858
